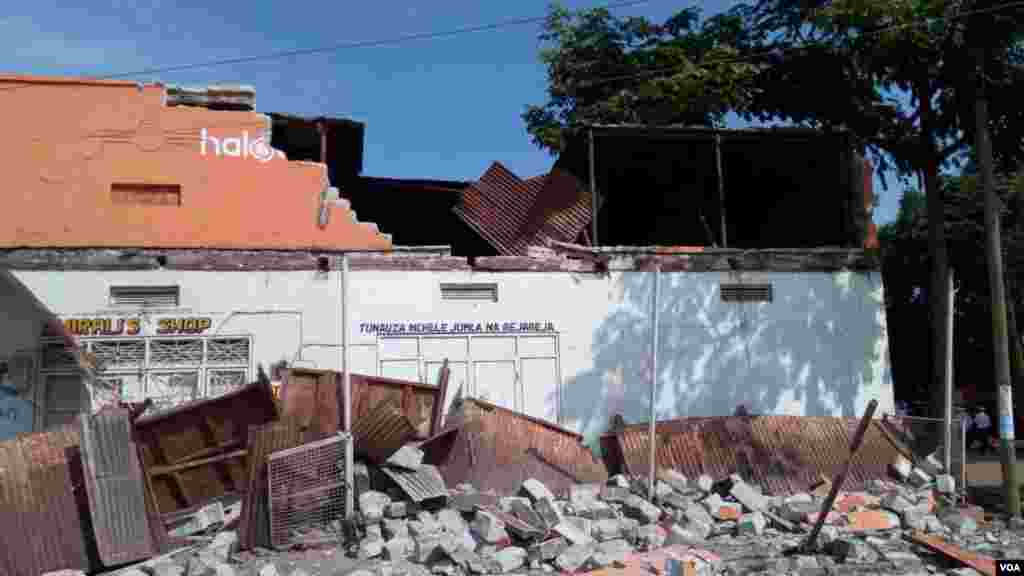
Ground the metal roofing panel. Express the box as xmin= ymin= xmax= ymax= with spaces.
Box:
xmin=453 ymin=162 xmax=592 ymax=256
xmin=239 ymin=417 xmax=324 ymax=551
xmin=134 ymin=380 xmax=278 ymax=516
xmin=420 ymin=398 xmax=608 ymax=497
xmin=602 ymin=415 xmax=906 ymax=496
xmin=379 ymin=464 xmax=450 ymax=503
xmin=80 ymin=409 xmax=155 ymax=566
xmin=352 ymin=401 xmax=417 ymax=464
xmin=0 ymin=425 xmax=94 ymax=576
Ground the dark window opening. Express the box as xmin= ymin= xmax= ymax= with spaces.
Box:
xmin=111 ymin=183 xmax=182 ymax=206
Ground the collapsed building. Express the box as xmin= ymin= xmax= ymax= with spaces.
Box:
xmin=0 ymin=75 xmax=893 ymax=445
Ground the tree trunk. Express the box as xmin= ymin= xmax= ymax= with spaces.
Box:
xmin=920 ymin=78 xmax=950 ymax=421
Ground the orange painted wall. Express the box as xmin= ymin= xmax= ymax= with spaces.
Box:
xmin=0 ymin=75 xmax=391 ymax=250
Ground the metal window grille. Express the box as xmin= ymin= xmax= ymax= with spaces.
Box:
xmin=267 ymin=433 xmax=351 ymax=549
xmin=206 ymin=338 xmax=250 ymax=364
xmin=146 ymin=372 xmax=199 ymax=412
xmin=207 ymin=369 xmax=247 ymax=398
xmin=91 ymin=340 xmax=145 ymax=369
xmin=440 ymin=283 xmax=499 ymax=302
xmin=109 ymin=286 xmax=180 ymax=308
xmin=720 ymin=283 xmax=773 ymax=303
xmin=150 ymin=339 xmax=203 ymax=366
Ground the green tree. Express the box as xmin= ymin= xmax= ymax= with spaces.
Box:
xmin=523 ymin=3 xmax=761 ymax=153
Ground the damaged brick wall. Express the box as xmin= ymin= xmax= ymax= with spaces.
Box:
xmin=0 ymin=74 xmax=391 ymax=251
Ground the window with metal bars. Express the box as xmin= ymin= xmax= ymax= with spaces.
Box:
xmin=720 ymin=283 xmax=773 ymax=303
xmin=440 ymin=283 xmax=498 ymax=302
xmin=109 ymin=286 xmax=180 ymax=308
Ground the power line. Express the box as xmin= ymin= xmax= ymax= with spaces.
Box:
xmin=0 ymin=0 xmax=653 ymax=96
xmin=577 ymin=0 xmax=1024 ymax=88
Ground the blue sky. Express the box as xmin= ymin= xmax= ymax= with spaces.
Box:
xmin=0 ymin=0 xmax=902 ymax=224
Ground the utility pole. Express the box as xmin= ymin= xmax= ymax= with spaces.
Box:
xmin=974 ymin=45 xmax=1019 ymax=516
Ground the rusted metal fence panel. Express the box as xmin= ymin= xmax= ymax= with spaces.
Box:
xmin=134 ymin=380 xmax=277 ymax=517
xmin=0 ymin=425 xmax=95 ymax=576
xmin=239 ymin=418 xmax=325 ymax=551
xmin=267 ymin=433 xmax=352 ymax=549
xmin=352 ymin=400 xmax=417 ymax=464
xmin=421 ymin=398 xmax=608 ymax=497
xmin=80 ymin=409 xmax=155 ymax=566
xmin=602 ymin=415 xmax=910 ymax=495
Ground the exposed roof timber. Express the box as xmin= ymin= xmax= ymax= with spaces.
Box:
xmin=267 ymin=112 xmax=364 ymax=130
xmin=0 ymin=247 xmax=878 ymax=272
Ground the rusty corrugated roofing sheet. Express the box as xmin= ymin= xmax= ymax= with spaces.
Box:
xmin=379 ymin=464 xmax=450 ymax=503
xmin=452 ymin=162 xmax=593 ymax=256
xmin=352 ymin=400 xmax=417 ymax=464
xmin=134 ymin=380 xmax=278 ymax=517
xmin=420 ymin=398 xmax=608 ymax=497
xmin=351 ymin=372 xmax=440 ymax=439
xmin=0 ymin=425 xmax=95 ymax=576
xmin=80 ymin=409 xmax=155 ymax=566
xmin=601 ymin=415 xmax=906 ymax=496
xmin=239 ymin=417 xmax=324 ymax=551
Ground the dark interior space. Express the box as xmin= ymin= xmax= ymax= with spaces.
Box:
xmin=556 ymin=127 xmax=863 ymax=248
xmin=347 ymin=177 xmax=497 ymax=256
xmin=267 ymin=113 xmax=365 ymax=190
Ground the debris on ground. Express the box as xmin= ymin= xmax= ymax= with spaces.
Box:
xmin=4 ymin=371 xmax=1023 ymax=576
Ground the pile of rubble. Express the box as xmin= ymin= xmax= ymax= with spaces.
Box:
xmin=91 ymin=449 xmax=1024 ymax=576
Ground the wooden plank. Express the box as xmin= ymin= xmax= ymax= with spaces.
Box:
xmin=165 ymin=438 xmax=245 ymax=465
xmin=149 ymin=449 xmax=248 ymax=476
xmin=429 ymin=360 xmax=450 ymax=436
xmin=80 ymin=410 xmax=156 ymax=566
xmin=906 ymin=531 xmax=996 ymax=576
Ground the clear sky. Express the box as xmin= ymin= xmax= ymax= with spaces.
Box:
xmin=0 ymin=0 xmax=901 ymax=224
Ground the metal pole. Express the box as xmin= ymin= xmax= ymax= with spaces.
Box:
xmin=798 ymin=398 xmax=878 ymax=554
xmin=588 ymin=128 xmax=598 ymax=246
xmin=714 ymin=133 xmax=728 ymax=248
xmin=945 ymin=267 xmax=955 ymax=473
xmin=341 ymin=253 xmax=354 ymax=522
xmin=974 ymin=45 xmax=1019 ymax=516
xmin=342 ymin=254 xmax=352 ymax=433
xmin=648 ymin=265 xmax=661 ymax=502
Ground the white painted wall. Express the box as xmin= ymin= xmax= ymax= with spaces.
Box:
xmin=9 ymin=267 xmax=894 ymax=444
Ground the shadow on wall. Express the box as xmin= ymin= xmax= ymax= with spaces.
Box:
xmin=558 ymin=271 xmax=890 ymax=444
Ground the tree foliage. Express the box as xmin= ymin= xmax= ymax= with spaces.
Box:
xmin=523 ymin=4 xmax=762 ymax=153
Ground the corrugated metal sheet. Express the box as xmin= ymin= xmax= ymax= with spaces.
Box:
xmin=421 ymin=398 xmax=608 ymax=497
xmin=352 ymin=401 xmax=417 ymax=464
xmin=601 ymin=415 xmax=907 ymax=495
xmin=80 ymin=409 xmax=155 ymax=566
xmin=134 ymin=380 xmax=277 ymax=516
xmin=452 ymin=162 xmax=592 ymax=256
xmin=350 ymin=372 xmax=439 ymax=439
xmin=0 ymin=425 xmax=95 ymax=576
xmin=281 ymin=368 xmax=340 ymax=437
xmin=379 ymin=464 xmax=449 ymax=503
xmin=239 ymin=418 xmax=324 ymax=551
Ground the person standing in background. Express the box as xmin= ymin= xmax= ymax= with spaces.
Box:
xmin=974 ymin=406 xmax=994 ymax=455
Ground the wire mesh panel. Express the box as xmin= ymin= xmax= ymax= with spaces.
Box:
xmin=267 ymin=433 xmax=351 ymax=549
